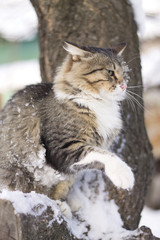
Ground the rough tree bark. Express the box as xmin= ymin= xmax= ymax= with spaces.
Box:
xmin=17 ymin=0 xmax=155 ymax=238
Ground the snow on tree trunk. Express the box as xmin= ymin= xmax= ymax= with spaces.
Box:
xmin=0 ymin=196 xmax=159 ymax=240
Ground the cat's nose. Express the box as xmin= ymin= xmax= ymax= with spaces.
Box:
xmin=121 ymin=83 xmax=127 ymax=91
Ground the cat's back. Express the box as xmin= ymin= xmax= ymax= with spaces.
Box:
xmin=0 ymin=82 xmax=62 ymax=192
xmin=0 ymin=83 xmax=53 ymax=164
xmin=0 ymin=82 xmax=53 ymax=122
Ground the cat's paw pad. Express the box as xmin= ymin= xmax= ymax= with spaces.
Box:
xmin=105 ymin=156 xmax=134 ymax=190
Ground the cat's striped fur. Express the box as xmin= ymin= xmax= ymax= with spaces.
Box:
xmin=0 ymin=42 xmax=134 ymax=199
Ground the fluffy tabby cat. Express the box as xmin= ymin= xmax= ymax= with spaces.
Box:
xmin=0 ymin=42 xmax=134 ymax=199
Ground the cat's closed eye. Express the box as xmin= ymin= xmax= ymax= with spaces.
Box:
xmin=83 ymin=68 xmax=103 ymax=76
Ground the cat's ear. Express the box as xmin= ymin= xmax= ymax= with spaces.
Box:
xmin=111 ymin=42 xmax=127 ymax=56
xmin=63 ymin=41 xmax=89 ymax=61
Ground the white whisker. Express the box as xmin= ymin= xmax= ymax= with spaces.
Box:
xmin=127 ymin=56 xmax=140 ymax=65
xmin=126 ymin=92 xmax=144 ymax=110
xmin=126 ymin=96 xmax=136 ymax=113
xmin=126 ymin=94 xmax=137 ymax=113
xmin=127 ymin=85 xmax=143 ymax=89
xmin=127 ymin=90 xmax=143 ymax=100
xmin=126 ymin=91 xmax=152 ymax=116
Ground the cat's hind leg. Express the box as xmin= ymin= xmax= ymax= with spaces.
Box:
xmin=70 ymin=148 xmax=134 ymax=190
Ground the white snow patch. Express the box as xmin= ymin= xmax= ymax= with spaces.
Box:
xmin=34 ymin=164 xmax=66 ymax=188
xmin=129 ymin=0 xmax=145 ymax=36
xmin=0 ymin=60 xmax=41 ymax=93
xmin=129 ymin=0 xmax=160 ymax=39
xmin=141 ymin=46 xmax=160 ymax=88
xmin=22 ymin=148 xmax=66 ymax=187
xmin=140 ymin=206 xmax=160 ymax=238
xmin=0 ymin=190 xmax=62 ymax=224
xmin=142 ymin=16 xmax=160 ymax=40
xmin=23 ymin=148 xmax=46 ymax=173
xmin=142 ymin=0 xmax=160 ymax=15
xmin=0 ymin=0 xmax=37 ymax=41
xmin=66 ymin=170 xmax=134 ymax=240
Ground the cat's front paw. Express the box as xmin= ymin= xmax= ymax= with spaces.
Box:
xmin=105 ymin=155 xmax=134 ymax=190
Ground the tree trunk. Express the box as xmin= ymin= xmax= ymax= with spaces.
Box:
xmin=30 ymin=0 xmax=154 ymax=235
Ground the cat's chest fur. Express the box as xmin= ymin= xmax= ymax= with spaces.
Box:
xmin=73 ymin=96 xmax=122 ymax=142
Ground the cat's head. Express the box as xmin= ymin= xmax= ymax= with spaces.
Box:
xmin=54 ymin=42 xmax=129 ymax=102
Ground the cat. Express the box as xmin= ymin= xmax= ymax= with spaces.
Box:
xmin=0 ymin=42 xmax=134 ymax=199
